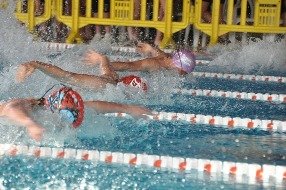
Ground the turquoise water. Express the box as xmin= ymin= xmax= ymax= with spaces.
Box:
xmin=0 ymin=156 xmax=271 ymax=189
xmin=0 ymin=59 xmax=285 ymax=189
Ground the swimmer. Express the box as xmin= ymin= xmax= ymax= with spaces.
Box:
xmin=108 ymin=42 xmax=196 ymax=75
xmin=16 ymin=51 xmax=147 ymax=91
xmin=0 ymin=86 xmax=153 ymax=142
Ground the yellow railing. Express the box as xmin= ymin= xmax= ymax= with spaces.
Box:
xmin=12 ymin=0 xmax=286 ymax=47
xmin=56 ymin=0 xmax=193 ymax=45
xmin=194 ymin=0 xmax=285 ymax=45
xmin=14 ymin=0 xmax=52 ymax=32
xmin=0 ymin=0 xmax=8 ymax=9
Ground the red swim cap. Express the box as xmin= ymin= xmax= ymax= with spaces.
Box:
xmin=46 ymin=87 xmax=84 ymax=128
xmin=119 ymin=75 xmax=148 ymax=91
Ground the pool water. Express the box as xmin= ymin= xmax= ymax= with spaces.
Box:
xmin=0 ymin=49 xmax=285 ymax=189
xmin=0 ymin=6 xmax=286 ymax=189
xmin=0 ymin=156 xmax=270 ymax=189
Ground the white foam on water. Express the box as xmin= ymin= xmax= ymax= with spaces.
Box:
xmin=0 ymin=3 xmax=49 ymax=66
xmin=207 ymin=39 xmax=286 ymax=74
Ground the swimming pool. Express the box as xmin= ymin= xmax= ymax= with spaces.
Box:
xmin=0 ymin=6 xmax=286 ymax=188
xmin=0 ymin=39 xmax=285 ymax=189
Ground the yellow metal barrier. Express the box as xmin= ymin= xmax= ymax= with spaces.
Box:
xmin=14 ymin=0 xmax=52 ymax=32
xmin=55 ymin=0 xmax=192 ymax=46
xmin=111 ymin=0 xmax=134 ymax=20
xmin=194 ymin=0 xmax=286 ymax=45
xmin=0 ymin=0 xmax=8 ymax=9
xmin=254 ymin=0 xmax=281 ymax=26
xmin=12 ymin=0 xmax=286 ymax=47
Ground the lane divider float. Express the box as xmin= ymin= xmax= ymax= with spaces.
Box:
xmin=0 ymin=143 xmax=285 ymax=185
xmin=192 ymin=72 xmax=286 ymax=83
xmin=105 ymin=112 xmax=286 ymax=132
xmin=44 ymin=42 xmax=75 ymax=52
xmin=173 ymin=88 xmax=286 ymax=103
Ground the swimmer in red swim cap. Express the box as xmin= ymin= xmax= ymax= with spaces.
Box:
xmin=119 ymin=75 xmax=148 ymax=92
xmin=0 ymin=86 xmax=153 ymax=141
xmin=17 ymin=51 xmax=148 ymax=92
xmin=0 ymin=83 xmax=153 ymax=141
xmin=42 ymin=86 xmax=85 ymax=128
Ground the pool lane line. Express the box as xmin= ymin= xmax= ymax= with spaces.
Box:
xmin=192 ymin=72 xmax=286 ymax=83
xmin=173 ymin=88 xmax=286 ymax=103
xmin=0 ymin=143 xmax=285 ymax=186
xmin=104 ymin=112 xmax=286 ymax=132
xmin=43 ymin=42 xmax=75 ymax=51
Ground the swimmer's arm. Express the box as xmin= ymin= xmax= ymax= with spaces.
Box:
xmin=136 ymin=42 xmax=167 ymax=57
xmin=28 ymin=61 xmax=75 ymax=81
xmin=2 ymin=99 xmax=44 ymax=141
xmin=110 ymin=60 xmax=145 ymax=71
xmin=111 ymin=58 xmax=161 ymax=72
xmin=17 ymin=61 xmax=74 ymax=83
xmin=84 ymin=101 xmax=153 ymax=118
xmin=18 ymin=61 xmax=117 ymax=89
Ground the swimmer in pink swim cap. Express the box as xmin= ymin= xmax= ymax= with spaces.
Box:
xmin=109 ymin=42 xmax=196 ymax=75
xmin=172 ymin=49 xmax=196 ymax=73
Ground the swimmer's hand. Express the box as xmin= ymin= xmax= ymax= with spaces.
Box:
xmin=27 ymin=123 xmax=45 ymax=142
xmin=83 ymin=50 xmax=104 ymax=66
xmin=136 ymin=42 xmax=155 ymax=55
xmin=124 ymin=105 xmax=154 ymax=119
xmin=16 ymin=62 xmax=36 ymax=83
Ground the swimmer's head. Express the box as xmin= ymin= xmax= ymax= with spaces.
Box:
xmin=119 ymin=75 xmax=148 ymax=92
xmin=45 ymin=86 xmax=84 ymax=128
xmin=172 ymin=49 xmax=196 ymax=73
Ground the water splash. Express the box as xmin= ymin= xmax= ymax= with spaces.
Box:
xmin=206 ymin=39 xmax=286 ymax=75
xmin=0 ymin=2 xmax=48 ymax=66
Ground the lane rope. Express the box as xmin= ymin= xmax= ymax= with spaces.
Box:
xmin=0 ymin=143 xmax=285 ymax=185
xmin=192 ymin=72 xmax=286 ymax=83
xmin=104 ymin=111 xmax=286 ymax=132
xmin=173 ymin=88 xmax=286 ymax=103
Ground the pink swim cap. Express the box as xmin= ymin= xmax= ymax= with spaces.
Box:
xmin=172 ymin=50 xmax=196 ymax=73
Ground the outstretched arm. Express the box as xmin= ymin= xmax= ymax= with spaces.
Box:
xmin=16 ymin=61 xmax=78 ymax=84
xmin=0 ymin=99 xmax=44 ymax=141
xmin=110 ymin=43 xmax=170 ymax=72
xmin=136 ymin=42 xmax=167 ymax=57
xmin=110 ymin=57 xmax=164 ymax=72
xmin=16 ymin=61 xmax=117 ymax=89
xmin=84 ymin=100 xmax=153 ymax=118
